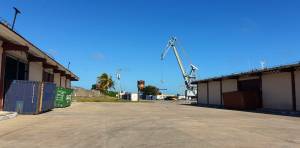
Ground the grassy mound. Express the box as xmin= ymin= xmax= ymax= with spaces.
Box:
xmin=74 ymin=96 xmax=126 ymax=102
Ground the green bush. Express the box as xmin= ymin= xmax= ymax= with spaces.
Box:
xmin=105 ymin=91 xmax=118 ymax=98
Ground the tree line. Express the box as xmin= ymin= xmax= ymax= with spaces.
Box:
xmin=92 ymin=73 xmax=161 ymax=97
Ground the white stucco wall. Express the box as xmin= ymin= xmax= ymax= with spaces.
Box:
xmin=29 ymin=62 xmax=43 ymax=82
xmin=61 ymin=76 xmax=66 ymax=88
xmin=222 ymin=79 xmax=238 ymax=93
xmin=198 ymin=83 xmax=208 ymax=104
xmin=208 ymin=81 xmax=221 ymax=105
xmin=295 ymin=70 xmax=300 ymax=111
xmin=262 ymin=72 xmax=293 ymax=110
xmin=54 ymin=73 xmax=61 ymax=87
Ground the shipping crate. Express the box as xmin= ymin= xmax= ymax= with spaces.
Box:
xmin=4 ymin=80 xmax=56 ymax=114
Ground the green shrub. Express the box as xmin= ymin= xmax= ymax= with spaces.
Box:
xmin=105 ymin=91 xmax=118 ymax=98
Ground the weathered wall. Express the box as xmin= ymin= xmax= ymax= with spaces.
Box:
xmin=295 ymin=70 xmax=300 ymax=111
xmin=66 ymin=78 xmax=71 ymax=88
xmin=5 ymin=50 xmax=27 ymax=62
xmin=60 ymin=76 xmax=66 ymax=88
xmin=262 ymin=72 xmax=293 ymax=110
xmin=28 ymin=62 xmax=43 ymax=82
xmin=54 ymin=73 xmax=61 ymax=87
xmin=208 ymin=81 xmax=221 ymax=105
xmin=238 ymin=76 xmax=260 ymax=81
xmin=198 ymin=83 xmax=208 ymax=104
xmin=222 ymin=79 xmax=238 ymax=93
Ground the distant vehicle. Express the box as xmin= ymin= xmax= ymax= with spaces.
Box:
xmin=164 ymin=96 xmax=177 ymax=101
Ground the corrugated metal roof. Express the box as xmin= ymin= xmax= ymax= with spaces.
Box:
xmin=191 ymin=62 xmax=300 ymax=84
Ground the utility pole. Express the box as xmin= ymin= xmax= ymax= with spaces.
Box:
xmin=12 ymin=7 xmax=21 ymax=30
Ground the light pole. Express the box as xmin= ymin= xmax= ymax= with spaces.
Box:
xmin=12 ymin=7 xmax=21 ymax=30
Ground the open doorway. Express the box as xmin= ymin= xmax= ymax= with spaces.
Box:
xmin=238 ymin=78 xmax=262 ymax=108
xmin=3 ymin=56 xmax=28 ymax=104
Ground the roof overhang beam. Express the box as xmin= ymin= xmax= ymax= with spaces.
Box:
xmin=2 ymin=41 xmax=29 ymax=52
xmin=43 ymin=62 xmax=58 ymax=69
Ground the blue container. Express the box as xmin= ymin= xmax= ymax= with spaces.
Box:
xmin=4 ymin=80 xmax=41 ymax=114
xmin=4 ymin=80 xmax=57 ymax=114
xmin=41 ymin=82 xmax=56 ymax=112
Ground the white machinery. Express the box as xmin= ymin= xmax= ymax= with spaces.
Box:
xmin=161 ymin=37 xmax=198 ymax=99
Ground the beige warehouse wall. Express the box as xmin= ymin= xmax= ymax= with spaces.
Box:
xmin=295 ymin=70 xmax=300 ymax=111
xmin=61 ymin=76 xmax=66 ymax=88
xmin=29 ymin=62 xmax=43 ymax=82
xmin=54 ymin=73 xmax=61 ymax=87
xmin=262 ymin=72 xmax=293 ymax=110
xmin=208 ymin=81 xmax=221 ymax=105
xmin=222 ymin=79 xmax=238 ymax=93
xmin=198 ymin=83 xmax=208 ymax=104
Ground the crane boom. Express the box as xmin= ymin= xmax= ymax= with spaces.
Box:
xmin=161 ymin=37 xmax=189 ymax=86
xmin=161 ymin=37 xmax=198 ymax=98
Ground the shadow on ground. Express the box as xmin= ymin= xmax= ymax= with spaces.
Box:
xmin=181 ymin=103 xmax=300 ymax=118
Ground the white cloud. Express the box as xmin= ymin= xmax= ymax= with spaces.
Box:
xmin=92 ymin=52 xmax=105 ymax=61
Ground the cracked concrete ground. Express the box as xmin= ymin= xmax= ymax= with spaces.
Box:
xmin=0 ymin=102 xmax=299 ymax=148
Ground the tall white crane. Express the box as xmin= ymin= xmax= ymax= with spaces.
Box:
xmin=161 ymin=37 xmax=198 ymax=99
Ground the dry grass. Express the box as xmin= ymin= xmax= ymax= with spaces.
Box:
xmin=73 ymin=96 xmax=153 ymax=103
xmin=73 ymin=96 xmax=126 ymax=102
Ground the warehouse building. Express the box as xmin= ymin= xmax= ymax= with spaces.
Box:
xmin=192 ymin=62 xmax=300 ymax=111
xmin=0 ymin=22 xmax=79 ymax=110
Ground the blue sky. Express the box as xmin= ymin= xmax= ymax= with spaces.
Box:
xmin=1 ymin=0 xmax=300 ymax=94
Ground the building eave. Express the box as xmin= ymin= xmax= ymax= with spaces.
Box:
xmin=0 ymin=22 xmax=79 ymax=81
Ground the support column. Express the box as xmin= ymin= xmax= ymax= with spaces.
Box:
xmin=65 ymin=77 xmax=68 ymax=88
xmin=60 ymin=75 xmax=66 ymax=88
xmin=259 ymin=74 xmax=263 ymax=108
xmin=220 ymin=80 xmax=223 ymax=105
xmin=291 ymin=70 xmax=296 ymax=111
xmin=59 ymin=74 xmax=62 ymax=87
xmin=197 ymin=83 xmax=199 ymax=105
xmin=0 ymin=41 xmax=5 ymax=110
xmin=207 ymin=82 xmax=209 ymax=105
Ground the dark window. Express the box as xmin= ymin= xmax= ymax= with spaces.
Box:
xmin=4 ymin=56 xmax=28 ymax=96
xmin=18 ymin=62 xmax=27 ymax=80
xmin=43 ymin=71 xmax=54 ymax=82
xmin=238 ymin=79 xmax=261 ymax=92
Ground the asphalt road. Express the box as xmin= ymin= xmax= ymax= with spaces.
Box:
xmin=0 ymin=102 xmax=299 ymax=148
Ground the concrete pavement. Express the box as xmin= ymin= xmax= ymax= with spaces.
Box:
xmin=0 ymin=111 xmax=17 ymax=121
xmin=0 ymin=102 xmax=299 ymax=148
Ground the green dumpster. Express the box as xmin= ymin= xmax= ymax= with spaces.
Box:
xmin=55 ymin=87 xmax=74 ymax=108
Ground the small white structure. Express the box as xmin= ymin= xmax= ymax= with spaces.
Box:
xmin=121 ymin=93 xmax=138 ymax=101
xmin=153 ymin=95 xmax=164 ymax=100
xmin=130 ymin=93 xmax=138 ymax=102
xmin=177 ymin=96 xmax=186 ymax=100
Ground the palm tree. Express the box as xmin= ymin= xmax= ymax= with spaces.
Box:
xmin=96 ymin=73 xmax=114 ymax=93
